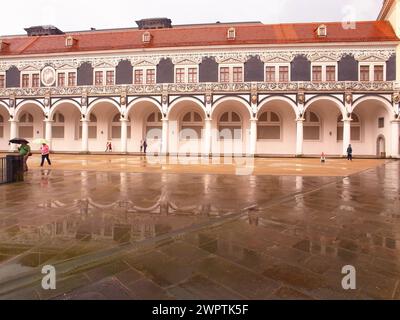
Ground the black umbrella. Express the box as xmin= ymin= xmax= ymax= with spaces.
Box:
xmin=9 ymin=138 xmax=29 ymax=144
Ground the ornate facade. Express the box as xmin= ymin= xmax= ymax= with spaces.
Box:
xmin=0 ymin=13 xmax=400 ymax=157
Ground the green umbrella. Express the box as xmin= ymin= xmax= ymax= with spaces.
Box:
xmin=32 ymin=138 xmax=49 ymax=145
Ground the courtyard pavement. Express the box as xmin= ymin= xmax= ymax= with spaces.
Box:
xmin=0 ymin=155 xmax=399 ymax=299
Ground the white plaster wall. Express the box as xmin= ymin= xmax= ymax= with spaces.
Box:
xmin=0 ymin=109 xmax=10 ymax=151
xmin=302 ymin=102 xmax=343 ymax=156
xmin=256 ymin=104 xmax=297 ymax=155
xmin=211 ymin=102 xmax=251 ymax=155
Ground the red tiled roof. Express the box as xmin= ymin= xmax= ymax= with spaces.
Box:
xmin=0 ymin=20 xmax=398 ymax=57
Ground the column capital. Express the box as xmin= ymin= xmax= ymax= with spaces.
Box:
xmin=8 ymin=118 xmax=18 ymax=123
xmin=391 ymin=119 xmax=400 ymax=124
xmin=119 ymin=118 xmax=130 ymax=123
xmin=80 ymin=118 xmax=90 ymax=123
xmin=296 ymin=117 xmax=305 ymax=122
xmin=43 ymin=119 xmax=54 ymax=123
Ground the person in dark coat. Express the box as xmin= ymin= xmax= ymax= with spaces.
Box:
xmin=347 ymin=144 xmax=353 ymax=161
xmin=143 ymin=139 xmax=148 ymax=153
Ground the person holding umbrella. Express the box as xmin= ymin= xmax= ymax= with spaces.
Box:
xmin=40 ymin=142 xmax=51 ymax=167
xmin=18 ymin=141 xmax=31 ymax=172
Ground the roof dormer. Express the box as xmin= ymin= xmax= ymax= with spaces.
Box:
xmin=316 ymin=24 xmax=327 ymax=38
xmin=142 ymin=31 xmax=152 ymax=44
xmin=0 ymin=40 xmax=10 ymax=51
xmin=65 ymin=36 xmax=77 ymax=48
xmin=227 ymin=27 xmax=236 ymax=40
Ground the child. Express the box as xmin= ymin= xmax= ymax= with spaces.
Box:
xmin=320 ymin=152 xmax=326 ymax=163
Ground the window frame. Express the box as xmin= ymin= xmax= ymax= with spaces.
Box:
xmin=173 ymin=65 xmax=199 ymax=84
xmin=359 ymin=63 xmax=386 ymax=82
xmin=264 ymin=63 xmax=291 ymax=82
xmin=20 ymin=71 xmax=41 ymax=88
xmin=257 ymin=111 xmax=282 ymax=141
xmin=0 ymin=72 xmax=5 ymax=88
xmin=93 ymin=68 xmax=115 ymax=86
xmin=218 ymin=64 xmax=244 ymax=83
xmin=310 ymin=62 xmax=338 ymax=82
xmin=303 ymin=111 xmax=322 ymax=142
xmin=56 ymin=69 xmax=77 ymax=87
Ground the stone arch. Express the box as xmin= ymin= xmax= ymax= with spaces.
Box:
xmin=126 ymin=97 xmax=162 ymax=116
xmin=168 ymin=96 xmax=206 ymax=118
xmin=352 ymin=95 xmax=395 ymax=119
xmin=258 ymin=96 xmax=298 ymax=117
xmin=49 ymin=99 xmax=82 ymax=120
xmin=304 ymin=95 xmax=346 ymax=119
xmin=0 ymin=101 xmax=11 ymax=116
xmin=211 ymin=96 xmax=252 ymax=119
xmin=86 ymin=98 xmax=121 ymax=117
xmin=15 ymin=100 xmax=46 ymax=120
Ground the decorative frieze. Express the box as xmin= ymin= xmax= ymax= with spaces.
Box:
xmin=0 ymin=81 xmax=395 ymax=99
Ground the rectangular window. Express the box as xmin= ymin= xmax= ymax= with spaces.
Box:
xmin=106 ymin=71 xmax=114 ymax=85
xmin=52 ymin=126 xmax=65 ymax=139
xmin=67 ymin=72 xmax=76 ymax=86
xmin=360 ymin=66 xmax=370 ymax=81
xmin=220 ymin=67 xmax=230 ymax=83
xmin=279 ymin=66 xmax=289 ymax=82
xmin=134 ymin=69 xmax=143 ymax=84
xmin=232 ymin=67 xmax=243 ymax=82
xmin=312 ymin=66 xmax=322 ymax=82
xmin=378 ymin=117 xmax=385 ymax=128
xmin=58 ymin=73 xmax=65 ymax=87
xmin=95 ymin=71 xmax=103 ymax=86
xmin=374 ymin=66 xmax=384 ymax=82
xmin=22 ymin=74 xmax=30 ymax=88
xmin=0 ymin=75 xmax=5 ymax=88
xmin=326 ymin=66 xmax=336 ymax=82
xmin=304 ymin=126 xmax=320 ymax=140
xmin=188 ymin=68 xmax=198 ymax=83
xmin=175 ymin=68 xmax=185 ymax=83
xmin=146 ymin=69 xmax=156 ymax=84
xmin=32 ymin=73 xmax=40 ymax=87
xmin=265 ymin=66 xmax=275 ymax=82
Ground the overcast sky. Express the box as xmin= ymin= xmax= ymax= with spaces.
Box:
xmin=2 ymin=0 xmax=383 ymax=35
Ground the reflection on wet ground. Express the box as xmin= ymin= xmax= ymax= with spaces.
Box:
xmin=0 ymin=160 xmax=399 ymax=299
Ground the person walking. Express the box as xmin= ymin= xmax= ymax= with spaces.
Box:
xmin=40 ymin=143 xmax=52 ymax=167
xmin=105 ymin=141 xmax=112 ymax=152
xmin=140 ymin=140 xmax=143 ymax=153
xmin=347 ymin=144 xmax=353 ymax=161
xmin=18 ymin=142 xmax=31 ymax=172
xmin=143 ymin=139 xmax=148 ymax=154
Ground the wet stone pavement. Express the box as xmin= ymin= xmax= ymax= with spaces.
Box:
xmin=0 ymin=160 xmax=399 ymax=299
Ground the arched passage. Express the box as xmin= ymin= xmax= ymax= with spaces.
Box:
xmin=48 ymin=100 xmax=82 ymax=152
xmin=0 ymin=102 xmax=10 ymax=150
xmin=351 ymin=96 xmax=394 ymax=157
xmin=302 ymin=96 xmax=346 ymax=156
xmin=126 ymin=98 xmax=163 ymax=153
xmin=257 ymin=97 xmax=297 ymax=155
xmin=85 ymin=99 xmax=121 ymax=152
xmin=211 ymin=97 xmax=251 ymax=155
xmin=15 ymin=101 xmax=46 ymax=151
xmin=168 ymin=98 xmax=206 ymax=155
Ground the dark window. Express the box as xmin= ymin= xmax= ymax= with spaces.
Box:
xmin=378 ymin=117 xmax=385 ymax=128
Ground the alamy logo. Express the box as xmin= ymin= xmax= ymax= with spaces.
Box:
xmin=41 ymin=265 xmax=56 ymax=290
xmin=341 ymin=265 xmax=356 ymax=290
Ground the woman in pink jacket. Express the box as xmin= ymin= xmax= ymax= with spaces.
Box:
xmin=40 ymin=143 xmax=52 ymax=167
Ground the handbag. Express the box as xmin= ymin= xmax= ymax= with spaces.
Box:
xmin=28 ymin=152 xmax=33 ymax=156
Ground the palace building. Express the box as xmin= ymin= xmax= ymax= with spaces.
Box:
xmin=0 ymin=2 xmax=400 ymax=157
